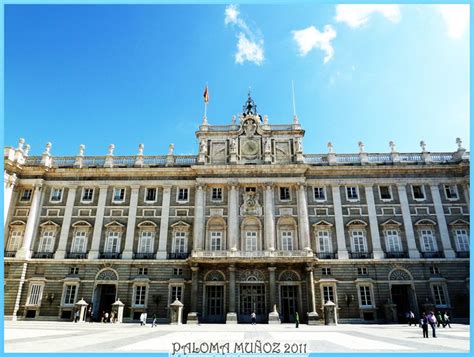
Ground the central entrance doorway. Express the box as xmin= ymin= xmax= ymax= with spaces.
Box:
xmin=239 ymin=284 xmax=266 ymax=323
xmin=205 ymin=285 xmax=225 ymax=323
xmin=280 ymin=285 xmax=298 ymax=323
xmin=391 ymin=284 xmax=413 ymax=323
xmin=92 ymin=284 xmax=117 ymax=321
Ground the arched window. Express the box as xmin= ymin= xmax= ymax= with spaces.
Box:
xmin=277 ymin=217 xmax=298 ymax=251
xmin=241 ymin=217 xmax=262 ymax=252
xmin=414 ymin=219 xmax=438 ymax=253
xmin=206 ymin=217 xmax=226 ymax=251
xmin=347 ymin=220 xmax=368 ymax=254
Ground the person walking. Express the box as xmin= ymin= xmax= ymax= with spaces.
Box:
xmin=251 ymin=312 xmax=256 ymax=325
xmin=436 ymin=311 xmax=444 ymax=328
xmin=408 ymin=311 xmax=416 ymax=326
xmin=139 ymin=312 xmax=145 ymax=326
xmin=295 ymin=312 xmax=300 ymax=328
xmin=151 ymin=313 xmax=157 ymax=327
xmin=444 ymin=312 xmax=451 ymax=328
xmin=427 ymin=311 xmax=437 ymax=338
xmin=74 ymin=309 xmax=80 ymax=323
xmin=420 ymin=312 xmax=429 ymax=338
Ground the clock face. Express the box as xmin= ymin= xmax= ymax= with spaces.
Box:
xmin=242 ymin=139 xmax=259 ymax=156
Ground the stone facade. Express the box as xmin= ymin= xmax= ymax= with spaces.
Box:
xmin=3 ymin=96 xmax=470 ymax=323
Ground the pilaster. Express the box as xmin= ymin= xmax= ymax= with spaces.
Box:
xmin=192 ymin=184 xmax=205 ymax=252
xmin=296 ymin=184 xmax=311 ymax=251
xmin=4 ymin=173 xmax=17 ymax=228
xmin=227 ymin=183 xmax=239 ymax=251
xmin=157 ymin=185 xmax=172 ymax=259
xmin=226 ymin=265 xmax=237 ymax=324
xmin=430 ymin=184 xmax=455 ymax=258
xmin=55 ymin=185 xmax=78 ymax=259
xmin=187 ymin=266 xmax=200 ymax=324
xmin=88 ymin=185 xmax=108 ymax=259
xmin=396 ymin=184 xmax=420 ymax=258
xmin=331 ymin=185 xmax=348 ymax=259
xmin=364 ymin=185 xmax=384 ymax=259
xmin=122 ymin=185 xmax=140 ymax=259
xmin=264 ymin=184 xmax=275 ymax=251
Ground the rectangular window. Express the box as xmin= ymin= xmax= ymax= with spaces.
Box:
xmin=138 ymin=267 xmax=148 ymax=275
xmin=245 ymin=231 xmax=257 ymax=251
xmin=64 ymin=285 xmax=77 ymax=305
xmin=27 ymin=284 xmax=43 ymax=305
xmin=359 ymin=286 xmax=372 ymax=306
xmin=279 ymin=187 xmax=291 ymax=201
xmin=145 ymin=188 xmax=157 ymax=202
xmin=82 ymin=188 xmax=94 ymax=202
xmin=430 ymin=266 xmax=440 ymax=275
xmin=211 ymin=188 xmax=223 ymax=201
xmin=357 ymin=267 xmax=368 ymax=275
xmin=323 ymin=286 xmax=334 ymax=303
xmin=210 ymin=232 xmax=222 ymax=251
xmin=455 ymin=229 xmax=469 ymax=251
xmin=50 ymin=188 xmax=63 ymax=202
xmin=281 ymin=231 xmax=293 ymax=251
xmin=138 ymin=232 xmax=153 ymax=253
xmin=105 ymin=232 xmax=120 ymax=253
xmin=245 ymin=187 xmax=256 ymax=192
xmin=432 ymin=284 xmax=447 ymax=306
xmin=113 ymin=188 xmax=125 ymax=202
xmin=8 ymin=230 xmax=23 ymax=251
xmin=20 ymin=189 xmax=33 ymax=202
xmin=173 ymin=268 xmax=183 ymax=276
xmin=379 ymin=186 xmax=392 ymax=200
xmin=444 ymin=185 xmax=458 ymax=200
xmin=317 ymin=231 xmax=331 ymax=253
xmin=313 ymin=187 xmax=325 ymax=201
xmin=174 ymin=232 xmax=186 ymax=253
xmin=171 ymin=286 xmax=183 ymax=302
xmin=385 ymin=230 xmax=401 ymax=252
xmin=39 ymin=231 xmax=55 ymax=252
xmin=71 ymin=231 xmax=87 ymax=253
xmin=420 ymin=229 xmax=436 ymax=252
xmin=69 ymin=267 xmax=79 ymax=275
xmin=322 ymin=267 xmax=331 ymax=275
xmin=134 ymin=285 xmax=146 ymax=306
xmin=177 ymin=188 xmax=189 ymax=202
xmin=346 ymin=186 xmax=358 ymax=200
xmin=412 ymin=185 xmax=425 ymax=200
xmin=351 ymin=230 xmax=366 ymax=253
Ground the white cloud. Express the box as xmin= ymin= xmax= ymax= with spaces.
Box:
xmin=225 ymin=4 xmax=264 ymax=65
xmin=335 ymin=4 xmax=401 ymax=28
xmin=235 ymin=33 xmax=264 ymax=65
xmin=292 ymin=25 xmax=337 ymax=64
xmin=436 ymin=4 xmax=469 ymax=39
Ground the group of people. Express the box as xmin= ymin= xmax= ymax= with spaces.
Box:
xmin=139 ymin=312 xmax=158 ymax=327
xmin=250 ymin=311 xmax=300 ymax=328
xmin=406 ymin=310 xmax=452 ymax=338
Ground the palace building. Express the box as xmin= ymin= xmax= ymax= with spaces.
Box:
xmin=3 ymin=94 xmax=470 ymax=324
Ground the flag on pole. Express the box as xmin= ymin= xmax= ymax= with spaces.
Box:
xmin=203 ymin=85 xmax=209 ymax=103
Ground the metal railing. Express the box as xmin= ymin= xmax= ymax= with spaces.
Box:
xmin=32 ymin=252 xmax=55 ymax=259
xmin=167 ymin=252 xmax=190 ymax=259
xmin=420 ymin=251 xmax=444 ymax=259
xmin=384 ymin=252 xmax=409 ymax=259
xmin=349 ymin=252 xmax=374 ymax=259
xmin=314 ymin=252 xmax=337 ymax=260
xmin=99 ymin=252 xmax=122 ymax=259
xmin=4 ymin=251 xmax=16 ymax=258
xmin=133 ymin=253 xmax=155 ymax=259
xmin=455 ymin=251 xmax=469 ymax=258
xmin=65 ymin=252 xmax=88 ymax=259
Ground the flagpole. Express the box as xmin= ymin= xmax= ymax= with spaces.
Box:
xmin=202 ymin=82 xmax=208 ymax=125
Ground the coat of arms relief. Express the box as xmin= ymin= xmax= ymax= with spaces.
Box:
xmin=240 ymin=191 xmax=262 ymax=216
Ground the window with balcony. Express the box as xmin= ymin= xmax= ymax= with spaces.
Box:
xmin=281 ymin=231 xmax=293 ymax=251
xmin=420 ymin=229 xmax=436 ymax=252
xmin=455 ymin=228 xmax=469 ymax=252
xmin=210 ymin=232 xmax=222 ymax=251
xmin=71 ymin=231 xmax=87 ymax=253
xmin=7 ymin=230 xmax=23 ymax=252
xmin=173 ymin=232 xmax=187 ymax=253
xmin=245 ymin=231 xmax=257 ymax=251
xmin=317 ymin=230 xmax=331 ymax=253
xmin=39 ymin=231 xmax=55 ymax=252
xmin=105 ymin=232 xmax=120 ymax=253
xmin=385 ymin=230 xmax=402 ymax=252
xmin=351 ymin=230 xmax=367 ymax=253
xmin=138 ymin=231 xmax=154 ymax=253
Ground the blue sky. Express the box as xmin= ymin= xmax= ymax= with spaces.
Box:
xmin=5 ymin=4 xmax=469 ymax=156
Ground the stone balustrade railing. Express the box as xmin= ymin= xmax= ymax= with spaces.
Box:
xmin=192 ymin=250 xmax=314 ymax=258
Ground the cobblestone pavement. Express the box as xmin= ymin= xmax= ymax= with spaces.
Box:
xmin=4 ymin=321 xmax=470 ymax=353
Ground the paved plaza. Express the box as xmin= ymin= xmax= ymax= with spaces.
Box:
xmin=4 ymin=321 xmax=470 ymax=353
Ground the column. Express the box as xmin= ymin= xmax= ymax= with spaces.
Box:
xmin=430 ymin=184 xmax=455 ymax=258
xmin=226 ymin=265 xmax=237 ymax=323
xmin=11 ymin=262 xmax=28 ymax=320
xmin=331 ymin=185 xmax=349 ymax=259
xmin=264 ymin=184 xmax=275 ymax=251
xmin=364 ymin=185 xmax=384 ymax=259
xmin=55 ymin=185 xmax=77 ymax=259
xmin=397 ymin=184 xmax=420 ymax=258
xmin=88 ymin=185 xmax=108 ymax=259
xmin=227 ymin=183 xmax=239 ymax=251
xmin=296 ymin=184 xmax=311 ymax=251
xmin=187 ymin=265 xmax=200 ymax=324
xmin=157 ymin=185 xmax=171 ymax=259
xmin=462 ymin=182 xmax=470 ymax=212
xmin=4 ymin=173 xmax=17 ymax=227
xmin=193 ymin=184 xmax=205 ymax=252
xmin=17 ymin=182 xmax=43 ymax=260
xmin=122 ymin=185 xmax=140 ymax=259
xmin=268 ymin=266 xmax=276 ymax=309
xmin=306 ymin=266 xmax=317 ymax=313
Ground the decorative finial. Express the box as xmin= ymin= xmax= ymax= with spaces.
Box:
xmin=327 ymin=142 xmax=334 ymax=153
xmin=456 ymin=137 xmax=464 ymax=150
xmin=389 ymin=141 xmax=396 ymax=153
xmin=202 ymin=115 xmax=208 ymax=126
xmin=358 ymin=141 xmax=365 ymax=153
xmin=107 ymin=144 xmax=115 ymax=156
xmin=232 ymin=115 xmax=236 ymax=125
xmin=420 ymin=140 xmax=426 ymax=152
xmin=168 ymin=143 xmax=174 ymax=155
xmin=243 ymin=90 xmax=257 ymax=116
xmin=78 ymin=144 xmax=85 ymax=157
xmin=263 ymin=115 xmax=268 ymax=125
xmin=17 ymin=138 xmax=25 ymax=151
xmin=43 ymin=142 xmax=52 ymax=155
xmin=138 ymin=144 xmax=144 ymax=156
xmin=23 ymin=144 xmax=30 ymax=157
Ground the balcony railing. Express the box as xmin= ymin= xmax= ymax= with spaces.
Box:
xmin=420 ymin=251 xmax=444 ymax=259
xmin=191 ymin=250 xmax=314 ymax=258
xmin=455 ymin=251 xmax=469 ymax=258
xmin=4 ymin=251 xmax=16 ymax=258
xmin=99 ymin=252 xmax=122 ymax=259
xmin=133 ymin=253 xmax=155 ymax=259
xmin=349 ymin=252 xmax=373 ymax=259
xmin=32 ymin=252 xmax=54 ymax=259
xmin=385 ymin=251 xmax=409 ymax=259
xmin=168 ymin=252 xmax=190 ymax=259
xmin=66 ymin=252 xmax=88 ymax=259
xmin=315 ymin=252 xmax=337 ymax=259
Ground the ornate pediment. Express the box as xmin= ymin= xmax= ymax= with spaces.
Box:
xmin=240 ymin=191 xmax=262 ymax=216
